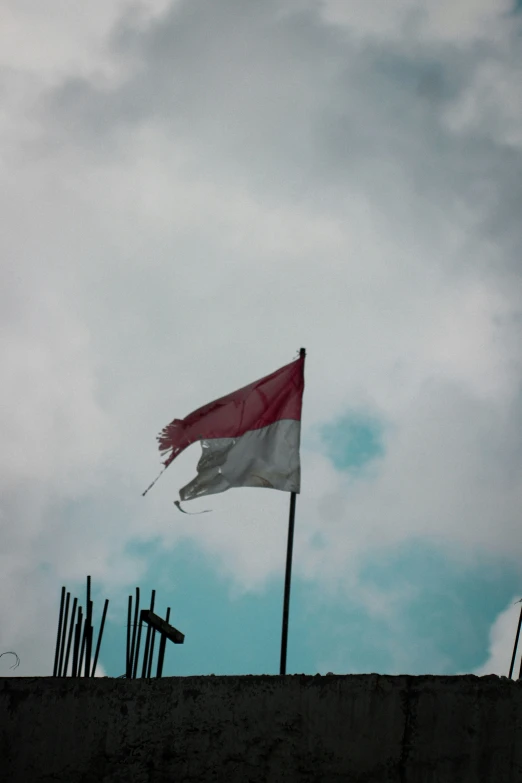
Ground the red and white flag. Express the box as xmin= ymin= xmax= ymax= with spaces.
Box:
xmin=155 ymin=354 xmax=305 ymax=502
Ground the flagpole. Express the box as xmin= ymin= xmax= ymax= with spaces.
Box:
xmin=280 ymin=491 xmax=297 ymax=675
xmin=280 ymin=347 xmax=305 ymax=676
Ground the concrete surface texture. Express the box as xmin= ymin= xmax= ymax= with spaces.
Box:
xmin=1 ymin=674 xmax=522 ymax=782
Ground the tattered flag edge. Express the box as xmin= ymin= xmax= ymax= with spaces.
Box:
xmin=174 ymin=501 xmax=211 ymax=515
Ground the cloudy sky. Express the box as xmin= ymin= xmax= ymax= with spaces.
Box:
xmin=2 ymin=0 xmax=522 ymax=679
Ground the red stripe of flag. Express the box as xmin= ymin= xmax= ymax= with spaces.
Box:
xmin=158 ymin=355 xmax=305 ymax=467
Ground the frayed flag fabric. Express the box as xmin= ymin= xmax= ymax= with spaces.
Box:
xmin=152 ymin=353 xmax=305 ymax=503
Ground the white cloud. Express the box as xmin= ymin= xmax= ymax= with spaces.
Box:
xmin=0 ymin=0 xmax=173 ymax=81
xmin=475 ymin=599 xmax=522 ymax=677
xmin=444 ymin=57 xmax=522 ymax=149
xmin=320 ymin=0 xmax=513 ymax=44
xmin=93 ymin=660 xmax=107 ymax=677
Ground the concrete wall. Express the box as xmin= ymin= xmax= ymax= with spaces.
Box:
xmin=1 ymin=674 xmax=522 ymax=782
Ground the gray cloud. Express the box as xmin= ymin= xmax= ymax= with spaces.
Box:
xmin=45 ymin=0 xmax=522 ymax=293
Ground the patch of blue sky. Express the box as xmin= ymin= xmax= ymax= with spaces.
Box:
xmin=91 ymin=535 xmax=518 ymax=679
xmin=95 ymin=538 xmax=322 ymax=677
xmin=357 ymin=540 xmax=519 ymax=674
xmin=315 ymin=411 xmax=385 ymax=473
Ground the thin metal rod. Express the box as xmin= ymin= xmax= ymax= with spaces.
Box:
xmin=156 ymin=607 xmax=171 ymax=678
xmin=147 ymin=629 xmax=157 ymax=679
xmin=510 ymin=605 xmax=522 ymax=678
xmin=83 ymin=577 xmax=92 ymax=678
xmin=88 ymin=625 xmax=93 ymax=677
xmin=91 ymin=599 xmax=109 ymax=677
xmin=53 ymin=587 xmax=66 ymax=676
xmin=58 ymin=592 xmax=71 ymax=676
xmin=85 ymin=599 xmax=93 ymax=678
xmin=130 ymin=588 xmax=140 ymax=678
xmin=63 ymin=597 xmax=78 ymax=677
xmin=72 ymin=606 xmax=83 ymax=677
xmin=141 ymin=590 xmax=156 ymax=679
xmin=280 ymin=492 xmax=297 ymax=675
xmin=126 ymin=595 xmax=133 ymax=678
xmin=86 ymin=575 xmax=93 ymax=672
xmin=78 ymin=608 xmax=86 ymax=677
xmin=133 ymin=613 xmax=144 ymax=679
xmin=79 ymin=578 xmax=90 ymax=676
